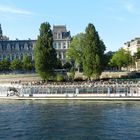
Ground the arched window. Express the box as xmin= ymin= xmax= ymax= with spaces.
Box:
xmin=20 ymin=45 xmax=24 ymax=50
xmin=11 ymin=45 xmax=15 ymax=51
xmin=24 ymin=43 xmax=28 ymax=50
xmin=7 ymin=43 xmax=11 ymax=51
xmin=15 ymin=43 xmax=19 ymax=51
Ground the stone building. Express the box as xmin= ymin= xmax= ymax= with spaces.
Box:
xmin=0 ymin=24 xmax=35 ymax=61
xmin=0 ymin=39 xmax=36 ymax=61
xmin=53 ymin=25 xmax=71 ymax=64
xmin=0 ymin=24 xmax=71 ymax=64
xmin=123 ymin=38 xmax=140 ymax=71
xmin=123 ymin=38 xmax=140 ymax=55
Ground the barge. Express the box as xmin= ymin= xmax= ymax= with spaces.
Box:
xmin=0 ymin=83 xmax=140 ymax=100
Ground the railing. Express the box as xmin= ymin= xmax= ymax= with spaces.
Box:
xmin=19 ymin=85 xmax=140 ymax=96
xmin=0 ymin=84 xmax=140 ymax=97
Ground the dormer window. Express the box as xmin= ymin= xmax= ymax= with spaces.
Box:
xmin=15 ymin=43 xmax=19 ymax=51
xmin=24 ymin=43 xmax=28 ymax=50
xmin=7 ymin=43 xmax=11 ymax=51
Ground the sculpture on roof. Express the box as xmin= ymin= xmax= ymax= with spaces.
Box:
xmin=0 ymin=24 xmax=9 ymax=41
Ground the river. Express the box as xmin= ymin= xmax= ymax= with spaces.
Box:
xmin=0 ymin=100 xmax=140 ymax=140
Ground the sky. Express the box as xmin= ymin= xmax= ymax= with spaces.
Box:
xmin=0 ymin=0 xmax=140 ymax=52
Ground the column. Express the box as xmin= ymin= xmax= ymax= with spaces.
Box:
xmin=61 ymin=52 xmax=64 ymax=59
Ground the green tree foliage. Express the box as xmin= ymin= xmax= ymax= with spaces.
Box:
xmin=55 ymin=74 xmax=64 ymax=82
xmin=34 ymin=22 xmax=57 ymax=80
xmin=82 ymin=23 xmax=106 ymax=79
xmin=22 ymin=54 xmax=33 ymax=70
xmin=67 ymin=33 xmax=85 ymax=69
xmin=0 ymin=58 xmax=10 ymax=71
xmin=109 ymin=48 xmax=132 ymax=70
xmin=55 ymin=58 xmax=63 ymax=69
xmin=63 ymin=62 xmax=72 ymax=71
xmin=69 ymin=67 xmax=75 ymax=81
xmin=10 ymin=58 xmax=22 ymax=71
xmin=104 ymin=51 xmax=115 ymax=69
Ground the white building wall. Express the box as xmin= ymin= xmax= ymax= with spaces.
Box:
xmin=123 ymin=38 xmax=140 ymax=56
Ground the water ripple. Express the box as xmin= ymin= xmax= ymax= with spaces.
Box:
xmin=0 ymin=100 xmax=139 ymax=140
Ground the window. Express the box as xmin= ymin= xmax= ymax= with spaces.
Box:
xmin=54 ymin=43 xmax=57 ymax=49
xmin=7 ymin=43 xmax=11 ymax=51
xmin=15 ymin=43 xmax=19 ymax=51
xmin=58 ymin=33 xmax=61 ymax=39
xmin=54 ymin=33 xmax=57 ymax=39
xmin=24 ymin=43 xmax=28 ymax=50
xmin=11 ymin=45 xmax=15 ymax=51
xmin=58 ymin=43 xmax=61 ymax=49
xmin=63 ymin=42 xmax=66 ymax=49
xmin=21 ymin=45 xmax=24 ymax=50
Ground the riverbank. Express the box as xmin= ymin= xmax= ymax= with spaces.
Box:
xmin=1 ymin=96 xmax=140 ymax=100
xmin=1 ymin=73 xmax=140 ymax=100
xmin=0 ymin=71 xmax=139 ymax=84
xmin=0 ymin=73 xmax=41 ymax=83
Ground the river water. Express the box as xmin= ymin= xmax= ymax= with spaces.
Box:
xmin=0 ymin=100 xmax=140 ymax=140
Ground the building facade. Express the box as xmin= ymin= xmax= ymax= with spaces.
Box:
xmin=0 ymin=24 xmax=71 ymax=64
xmin=53 ymin=25 xmax=71 ymax=64
xmin=0 ymin=40 xmax=35 ymax=61
xmin=123 ymin=38 xmax=140 ymax=71
xmin=123 ymin=38 xmax=140 ymax=55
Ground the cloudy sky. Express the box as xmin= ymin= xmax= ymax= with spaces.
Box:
xmin=0 ymin=0 xmax=140 ymax=51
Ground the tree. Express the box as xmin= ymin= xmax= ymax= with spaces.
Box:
xmin=22 ymin=54 xmax=33 ymax=71
xmin=67 ymin=33 xmax=85 ymax=71
xmin=0 ymin=58 xmax=10 ymax=71
xmin=10 ymin=58 xmax=22 ymax=71
xmin=55 ymin=58 xmax=63 ymax=69
xmin=109 ymin=48 xmax=132 ymax=70
xmin=34 ymin=22 xmax=57 ymax=80
xmin=104 ymin=51 xmax=115 ymax=70
xmin=63 ymin=62 xmax=72 ymax=71
xmin=82 ymin=23 xmax=106 ymax=79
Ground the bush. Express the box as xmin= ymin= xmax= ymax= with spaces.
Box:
xmin=56 ymin=74 xmax=64 ymax=82
xmin=74 ymin=77 xmax=84 ymax=81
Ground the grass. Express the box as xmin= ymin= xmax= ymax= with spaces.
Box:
xmin=0 ymin=73 xmax=41 ymax=83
